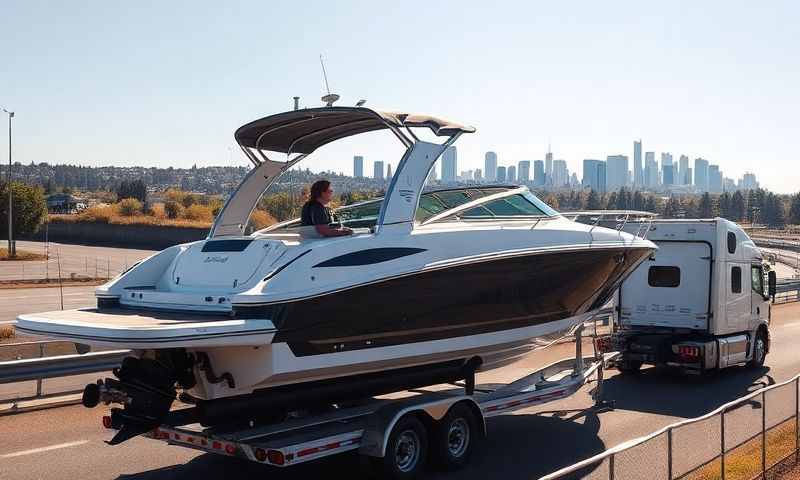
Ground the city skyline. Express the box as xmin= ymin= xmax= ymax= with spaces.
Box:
xmin=352 ymin=139 xmax=760 ymax=195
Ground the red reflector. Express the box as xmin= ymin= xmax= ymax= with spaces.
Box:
xmin=267 ymin=449 xmax=285 ymax=465
xmin=225 ymin=444 xmax=236 ymax=455
xmin=212 ymin=441 xmax=222 ymax=449
xmin=187 ymin=437 xmax=194 ymax=443
xmin=254 ymin=448 xmax=268 ymax=462
xmin=174 ymin=433 xmax=181 ymax=440
xmin=102 ymin=416 xmax=112 ymax=429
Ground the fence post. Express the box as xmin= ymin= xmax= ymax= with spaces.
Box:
xmin=721 ymin=410 xmax=726 ymax=480
xmin=35 ymin=342 xmax=44 ymax=397
xmin=667 ymin=428 xmax=673 ymax=480
xmin=796 ymin=377 xmax=799 ymax=464
xmin=609 ymin=452 xmax=614 ymax=480
xmin=762 ymin=391 xmax=767 ymax=478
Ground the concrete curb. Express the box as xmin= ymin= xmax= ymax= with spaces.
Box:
xmin=0 ymin=393 xmax=82 ymax=415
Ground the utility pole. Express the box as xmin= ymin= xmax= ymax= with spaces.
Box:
xmin=2 ymin=108 xmax=14 ymax=257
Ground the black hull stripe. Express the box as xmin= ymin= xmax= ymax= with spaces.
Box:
xmin=237 ymin=243 xmax=644 ymax=307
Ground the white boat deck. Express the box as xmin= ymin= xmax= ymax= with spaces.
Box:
xmin=15 ymin=307 xmax=276 ymax=349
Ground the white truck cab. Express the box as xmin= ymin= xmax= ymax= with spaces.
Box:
xmin=612 ymin=218 xmax=776 ymax=374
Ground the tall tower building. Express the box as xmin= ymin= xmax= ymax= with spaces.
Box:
xmin=552 ymin=160 xmax=568 ymax=188
xmin=517 ymin=160 xmax=531 ymax=182
xmin=582 ymin=159 xmax=606 ymax=193
xmin=373 ymin=160 xmax=385 ymax=180
xmin=474 ymin=168 xmax=483 ymax=182
xmin=694 ymin=158 xmax=709 ymax=192
xmin=606 ymin=155 xmax=629 ymax=191
xmin=633 ymin=140 xmax=643 ymax=187
xmin=484 ymin=152 xmax=497 ymax=182
xmin=708 ymin=165 xmax=722 ymax=193
xmin=507 ymin=165 xmax=517 ymax=183
xmin=353 ymin=155 xmax=364 ymax=178
xmin=661 ymin=153 xmax=674 ymax=186
xmin=533 ymin=160 xmax=545 ymax=186
xmin=545 ymin=148 xmax=553 ymax=185
xmin=644 ymin=152 xmax=658 ymax=188
xmin=496 ymin=166 xmax=507 ymax=183
xmin=441 ymin=146 xmax=457 ymax=182
xmin=679 ymin=155 xmax=689 ymax=185
xmin=386 ymin=163 xmax=393 ymax=180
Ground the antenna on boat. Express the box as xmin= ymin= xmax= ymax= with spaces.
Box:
xmin=319 ymin=54 xmax=340 ymax=107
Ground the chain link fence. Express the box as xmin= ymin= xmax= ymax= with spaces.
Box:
xmin=541 ymin=375 xmax=800 ymax=480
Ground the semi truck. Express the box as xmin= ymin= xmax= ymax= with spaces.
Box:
xmin=608 ymin=218 xmax=776 ymax=374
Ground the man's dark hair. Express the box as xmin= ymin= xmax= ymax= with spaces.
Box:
xmin=309 ymin=180 xmax=331 ymax=202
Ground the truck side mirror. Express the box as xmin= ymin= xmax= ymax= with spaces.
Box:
xmin=768 ymin=271 xmax=777 ymax=298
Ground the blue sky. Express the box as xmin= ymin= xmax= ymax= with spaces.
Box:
xmin=1 ymin=1 xmax=797 ymax=192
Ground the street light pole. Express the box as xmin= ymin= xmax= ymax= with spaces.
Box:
xmin=2 ymin=108 xmax=13 ymax=257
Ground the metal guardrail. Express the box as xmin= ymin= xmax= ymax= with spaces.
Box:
xmin=0 ymin=340 xmax=129 ymax=404
xmin=541 ymin=373 xmax=800 ymax=480
xmin=774 ymin=280 xmax=800 ymax=304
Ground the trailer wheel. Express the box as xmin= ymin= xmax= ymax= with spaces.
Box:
xmin=617 ymin=359 xmax=643 ymax=374
xmin=749 ymin=330 xmax=767 ymax=368
xmin=373 ymin=414 xmax=428 ymax=479
xmin=431 ymin=403 xmax=479 ymax=471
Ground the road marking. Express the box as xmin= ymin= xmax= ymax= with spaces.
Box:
xmin=0 ymin=440 xmax=89 ymax=458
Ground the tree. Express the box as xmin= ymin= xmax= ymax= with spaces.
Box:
xmin=0 ymin=182 xmax=48 ymax=238
xmin=789 ymin=193 xmax=800 ymax=225
xmin=699 ymin=193 xmax=714 ymax=218
xmin=586 ymin=189 xmax=602 ymax=210
xmin=663 ymin=196 xmax=681 ymax=218
xmin=644 ymin=195 xmax=657 ymax=213
xmin=115 ymin=179 xmax=147 ymax=204
xmin=606 ymin=192 xmax=618 ymax=210
xmin=731 ymin=191 xmax=746 ymax=221
xmin=117 ymin=198 xmax=143 ymax=216
xmin=718 ymin=192 xmax=732 ymax=220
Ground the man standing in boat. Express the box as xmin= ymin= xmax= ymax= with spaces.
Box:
xmin=301 ymin=180 xmax=353 ymax=237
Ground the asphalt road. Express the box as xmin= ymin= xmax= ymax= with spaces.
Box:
xmin=1 ymin=303 xmax=799 ymax=480
xmin=0 ymin=241 xmax=155 ymax=282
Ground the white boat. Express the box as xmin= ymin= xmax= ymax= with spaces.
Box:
xmin=16 ymin=107 xmax=656 ymax=442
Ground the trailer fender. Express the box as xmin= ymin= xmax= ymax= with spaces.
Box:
xmin=358 ymin=395 xmax=484 ymax=458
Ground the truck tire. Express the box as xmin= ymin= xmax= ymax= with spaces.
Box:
xmin=372 ymin=414 xmax=428 ymax=479
xmin=617 ymin=359 xmax=643 ymax=374
xmin=748 ymin=330 xmax=768 ymax=368
xmin=431 ymin=403 xmax=479 ymax=471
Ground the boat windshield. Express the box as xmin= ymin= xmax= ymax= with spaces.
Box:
xmin=433 ymin=190 xmax=559 ymax=222
xmin=262 ymin=186 xmax=519 ymax=232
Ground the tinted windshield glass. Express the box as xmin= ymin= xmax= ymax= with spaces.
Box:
xmin=415 ymin=187 xmax=511 ymax=222
xmin=457 ymin=192 xmax=557 ymax=219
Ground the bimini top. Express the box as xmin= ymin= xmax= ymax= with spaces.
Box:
xmin=234 ymin=107 xmax=476 ymax=154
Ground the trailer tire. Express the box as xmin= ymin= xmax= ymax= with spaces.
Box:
xmin=372 ymin=414 xmax=428 ymax=480
xmin=431 ymin=403 xmax=479 ymax=471
xmin=748 ymin=330 xmax=768 ymax=368
xmin=616 ymin=359 xmax=643 ymax=374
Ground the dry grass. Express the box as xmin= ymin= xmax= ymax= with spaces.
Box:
xmin=686 ymin=420 xmax=797 ymax=480
xmin=50 ymin=212 xmax=211 ymax=229
xmin=0 ymin=325 xmax=14 ymax=340
xmin=0 ymin=248 xmax=48 ymax=261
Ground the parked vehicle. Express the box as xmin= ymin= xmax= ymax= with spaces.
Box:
xmin=604 ymin=218 xmax=776 ymax=374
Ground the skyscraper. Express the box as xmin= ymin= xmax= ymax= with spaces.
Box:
xmin=441 ymin=146 xmax=457 ymax=182
xmin=740 ymin=172 xmax=758 ymax=190
xmin=644 ymin=152 xmax=658 ymax=188
xmin=373 ymin=161 xmax=384 ymax=180
xmin=517 ymin=160 xmax=531 ymax=182
xmin=679 ymin=155 xmax=689 ymax=185
xmin=484 ymin=151 xmax=497 ymax=181
xmin=507 ymin=165 xmax=516 ymax=183
xmin=661 ymin=153 xmax=674 ymax=186
xmin=545 ymin=149 xmax=553 ymax=185
xmin=353 ymin=155 xmax=364 ymax=178
xmin=386 ymin=163 xmax=393 ymax=180
xmin=708 ymin=164 xmax=722 ymax=193
xmin=552 ymin=160 xmax=568 ymax=188
xmin=496 ymin=166 xmax=507 ymax=183
xmin=633 ymin=140 xmax=643 ymax=187
xmin=582 ymin=159 xmax=606 ymax=193
xmin=474 ymin=168 xmax=483 ymax=182
xmin=606 ymin=155 xmax=629 ymax=191
xmin=694 ymin=158 xmax=709 ymax=192
xmin=533 ymin=160 xmax=545 ymax=186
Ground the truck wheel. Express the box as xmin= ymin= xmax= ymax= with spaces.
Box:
xmin=749 ymin=330 xmax=768 ymax=368
xmin=431 ymin=404 xmax=479 ymax=471
xmin=617 ymin=360 xmax=643 ymax=374
xmin=373 ymin=414 xmax=428 ymax=479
